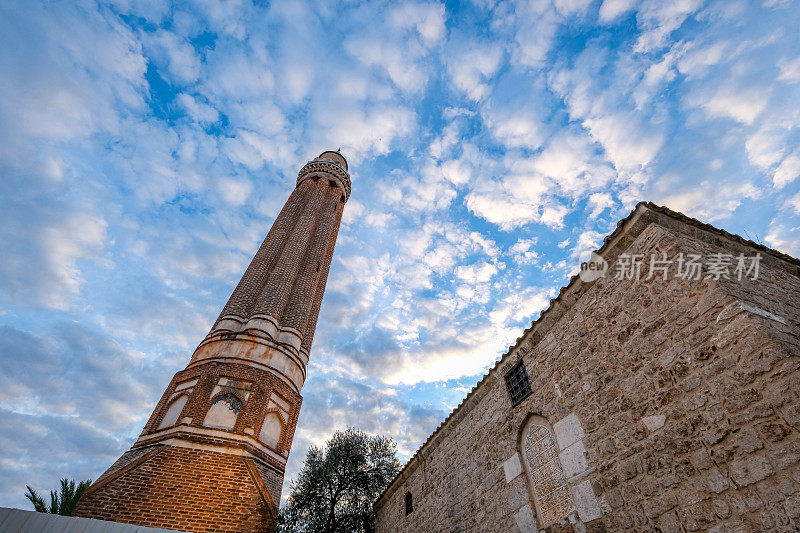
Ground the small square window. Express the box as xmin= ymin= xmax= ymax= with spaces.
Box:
xmin=505 ymin=361 xmax=532 ymax=406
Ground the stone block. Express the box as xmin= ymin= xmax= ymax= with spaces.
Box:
xmin=643 ymin=493 xmax=677 ymax=519
xmin=503 ymin=453 xmax=523 ymax=483
xmin=705 ymin=469 xmax=729 ymax=494
xmin=659 ymin=473 xmax=679 ymax=487
xmin=605 ymin=487 xmax=624 ymax=509
xmin=619 ymin=457 xmax=641 ymax=480
xmin=513 ymin=504 xmax=536 ymax=533
xmin=641 ymin=414 xmax=666 ymax=432
xmin=787 ymin=495 xmax=800 ymax=520
xmin=636 ymin=476 xmax=658 ymax=497
xmin=680 ymin=374 xmax=701 ymax=391
xmin=554 ymin=413 xmax=585 ymax=450
xmin=757 ymin=422 xmax=791 ymax=442
xmin=691 ymin=449 xmax=714 ymax=470
xmin=658 ymin=511 xmax=682 ymax=533
xmin=572 ymin=479 xmax=603 ymax=522
xmin=711 ymin=498 xmax=730 ymax=519
xmin=735 ymin=426 xmax=763 ymax=453
xmin=730 ymin=455 xmax=774 ymax=487
xmin=559 ymin=440 xmax=589 ymax=480
xmin=507 ymin=483 xmax=529 ymax=511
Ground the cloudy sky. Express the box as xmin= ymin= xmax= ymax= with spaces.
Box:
xmin=1 ymin=0 xmax=799 ymax=509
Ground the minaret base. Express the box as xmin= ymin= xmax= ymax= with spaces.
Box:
xmin=74 ymin=359 xmax=300 ymax=533
xmin=73 ymin=443 xmax=278 ymax=532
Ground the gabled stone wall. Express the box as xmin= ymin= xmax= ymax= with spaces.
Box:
xmin=375 ymin=206 xmax=800 ymax=532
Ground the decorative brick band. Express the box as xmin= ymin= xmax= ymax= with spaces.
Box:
xmin=297 ymin=158 xmax=351 ymax=201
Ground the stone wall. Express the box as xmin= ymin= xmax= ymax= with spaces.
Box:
xmin=375 ymin=205 xmax=800 ymax=532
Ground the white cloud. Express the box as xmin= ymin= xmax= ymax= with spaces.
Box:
xmin=675 ymin=41 xmax=728 ymax=79
xmin=144 ymin=29 xmax=201 ymax=85
xmin=633 ymin=0 xmax=703 ymax=54
xmin=344 ymin=36 xmax=428 ymax=93
xmin=531 ymin=131 xmax=614 ymax=194
xmin=778 ymin=56 xmax=800 ymax=82
xmin=772 ymin=148 xmax=800 ymax=188
xmin=344 ymin=1 xmax=445 ymax=94
xmin=687 ymin=84 xmax=770 ymax=126
xmin=0 ymin=3 xmax=146 ymax=144
xmin=429 ymin=120 xmax=461 ymax=160
xmin=439 ymin=158 xmax=473 ymax=185
xmin=540 ymin=204 xmax=570 ymax=229
xmin=655 ymin=180 xmax=761 ymax=222
xmin=446 ymin=39 xmax=503 ymax=101
xmin=766 ymin=220 xmax=800 ymax=256
xmin=582 ymin=113 xmax=664 ymax=172
xmin=486 ymin=111 xmax=547 ymax=149
xmin=489 ymin=286 xmax=551 ymax=327
xmin=178 ymin=93 xmax=220 ymax=123
xmin=454 ymin=261 xmax=499 ymax=283
xmin=587 ymin=192 xmax=616 ymax=219
xmin=465 ymin=185 xmax=539 ymax=230
xmin=787 ymin=191 xmax=800 ymax=215
xmin=388 ymin=2 xmax=446 ymax=47
xmin=512 ymin=0 xmax=561 ymax=67
xmin=746 ymin=127 xmax=787 ymax=170
xmin=553 ymin=0 xmax=594 ymax=17
xmin=313 ymin=103 xmax=416 ymax=158
xmin=202 ymin=44 xmax=275 ymax=102
xmin=509 ymin=238 xmax=539 ymax=265
xmin=572 ymin=229 xmax=604 ymax=257
xmin=218 ymin=178 xmax=253 ymax=205
xmin=599 ymin=0 xmax=637 ymax=22
xmin=548 ymin=48 xmax=665 ymax=175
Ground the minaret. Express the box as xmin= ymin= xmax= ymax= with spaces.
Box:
xmin=74 ymin=151 xmax=351 ymax=533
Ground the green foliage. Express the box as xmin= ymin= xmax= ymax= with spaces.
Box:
xmin=277 ymin=428 xmax=401 ymax=533
xmin=24 ymin=477 xmax=92 ymax=516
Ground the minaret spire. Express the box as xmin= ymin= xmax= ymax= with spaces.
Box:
xmin=194 ymin=151 xmax=350 ymax=391
xmin=74 ymin=152 xmax=351 ymax=533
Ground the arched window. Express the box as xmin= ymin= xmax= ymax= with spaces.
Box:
xmin=203 ymin=393 xmax=243 ymax=430
xmin=157 ymin=395 xmax=188 ymax=429
xmin=521 ymin=417 xmax=574 ymax=527
xmin=259 ymin=411 xmax=284 ymax=449
xmin=404 ymin=492 xmax=413 ymax=516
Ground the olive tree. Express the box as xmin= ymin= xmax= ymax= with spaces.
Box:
xmin=277 ymin=428 xmax=400 ymax=533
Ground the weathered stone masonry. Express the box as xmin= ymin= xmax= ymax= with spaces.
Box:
xmin=375 ymin=202 xmax=800 ymax=532
xmin=74 ymin=151 xmax=351 ymax=533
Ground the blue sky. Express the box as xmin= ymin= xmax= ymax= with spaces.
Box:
xmin=1 ymin=0 xmax=799 ymax=509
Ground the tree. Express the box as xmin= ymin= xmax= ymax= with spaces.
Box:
xmin=24 ymin=477 xmax=92 ymax=516
xmin=277 ymin=428 xmax=401 ymax=533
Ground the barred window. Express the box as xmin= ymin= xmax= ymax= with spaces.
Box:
xmin=505 ymin=361 xmax=532 ymax=406
xmin=405 ymin=492 xmax=413 ymax=516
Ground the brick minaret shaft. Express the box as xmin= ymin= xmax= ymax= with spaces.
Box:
xmin=74 ymin=151 xmax=351 ymax=533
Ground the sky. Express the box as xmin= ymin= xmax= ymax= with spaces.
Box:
xmin=1 ymin=0 xmax=799 ymax=510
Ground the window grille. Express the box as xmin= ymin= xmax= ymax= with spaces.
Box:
xmin=505 ymin=361 xmax=532 ymax=406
